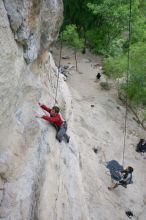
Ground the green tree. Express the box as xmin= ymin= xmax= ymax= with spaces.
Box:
xmin=104 ymin=42 xmax=146 ymax=106
xmin=61 ymin=24 xmax=84 ymax=71
xmin=62 ymin=0 xmax=146 ymax=128
xmin=87 ymin=0 xmax=145 ymax=53
xmin=63 ymin=0 xmax=97 ymax=50
xmin=62 ymin=0 xmax=146 ymax=54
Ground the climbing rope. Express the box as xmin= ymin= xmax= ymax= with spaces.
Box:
xmin=54 ymin=33 xmax=63 ymax=105
xmin=122 ymin=0 xmax=132 ymax=166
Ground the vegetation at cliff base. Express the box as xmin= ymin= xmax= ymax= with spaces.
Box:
xmin=61 ymin=0 xmax=146 ymax=114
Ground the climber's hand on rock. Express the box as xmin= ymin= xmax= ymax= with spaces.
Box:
xmin=38 ymin=102 xmax=42 ymax=106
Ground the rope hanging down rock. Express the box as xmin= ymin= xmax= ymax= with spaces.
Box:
xmin=122 ymin=0 xmax=132 ymax=166
xmin=54 ymin=33 xmax=63 ymax=105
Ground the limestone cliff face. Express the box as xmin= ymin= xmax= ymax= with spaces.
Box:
xmin=0 ymin=1 xmax=73 ymax=219
xmin=3 ymin=0 xmax=63 ymax=63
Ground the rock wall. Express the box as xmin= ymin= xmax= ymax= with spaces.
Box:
xmin=0 ymin=0 xmax=75 ymax=219
xmin=3 ymin=0 xmax=63 ymax=63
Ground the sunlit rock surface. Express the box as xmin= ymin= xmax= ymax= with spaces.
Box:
xmin=3 ymin=0 xmax=63 ymax=63
xmin=0 ymin=1 xmax=74 ymax=219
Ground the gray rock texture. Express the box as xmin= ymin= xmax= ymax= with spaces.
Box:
xmin=3 ymin=0 xmax=63 ymax=63
xmin=0 ymin=1 xmax=73 ymax=219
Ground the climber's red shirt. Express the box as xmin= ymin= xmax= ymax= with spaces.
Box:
xmin=40 ymin=105 xmax=64 ymax=127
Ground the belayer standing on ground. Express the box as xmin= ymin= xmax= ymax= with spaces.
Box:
xmin=95 ymin=72 xmax=101 ymax=82
xmin=108 ymin=166 xmax=134 ymax=190
xmin=36 ymin=103 xmax=70 ymax=143
xmin=96 ymin=72 xmax=101 ymax=80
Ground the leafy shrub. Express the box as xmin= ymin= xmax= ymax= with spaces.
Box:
xmin=61 ymin=25 xmax=84 ymax=50
xmin=103 ymin=42 xmax=146 ymax=106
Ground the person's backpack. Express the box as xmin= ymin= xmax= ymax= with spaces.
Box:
xmin=136 ymin=139 xmax=146 ymax=153
xmin=106 ymin=160 xmax=123 ymax=181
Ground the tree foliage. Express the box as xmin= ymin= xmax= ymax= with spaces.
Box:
xmin=62 ymin=0 xmax=146 ymax=108
xmin=104 ymin=42 xmax=146 ymax=106
xmin=87 ymin=0 xmax=145 ymax=52
xmin=61 ymin=24 xmax=84 ymax=50
xmin=63 ymin=0 xmax=145 ymax=53
xmin=61 ymin=24 xmax=84 ymax=71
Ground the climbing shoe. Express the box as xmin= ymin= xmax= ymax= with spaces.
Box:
xmin=66 ymin=136 xmax=70 ymax=143
xmin=56 ymin=136 xmax=62 ymax=143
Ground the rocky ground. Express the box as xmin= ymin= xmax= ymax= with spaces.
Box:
xmin=52 ymin=45 xmax=146 ymax=220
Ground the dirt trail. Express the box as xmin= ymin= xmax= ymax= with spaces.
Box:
xmin=52 ymin=46 xmax=146 ymax=220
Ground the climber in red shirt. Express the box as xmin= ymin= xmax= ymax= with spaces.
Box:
xmin=36 ymin=103 xmax=70 ymax=143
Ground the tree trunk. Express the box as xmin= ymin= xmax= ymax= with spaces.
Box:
xmin=118 ymin=92 xmax=146 ymax=131
xmin=74 ymin=49 xmax=78 ymax=71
